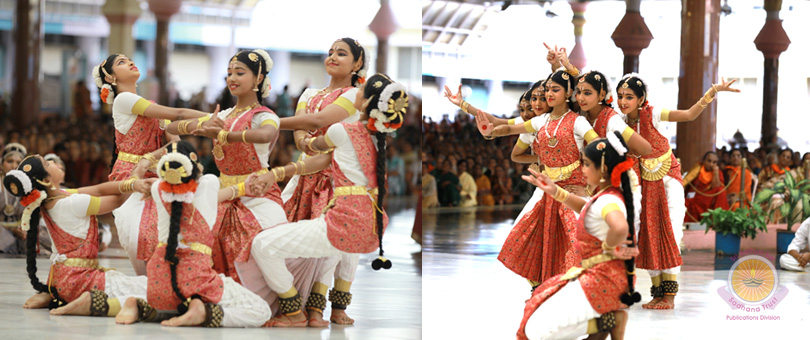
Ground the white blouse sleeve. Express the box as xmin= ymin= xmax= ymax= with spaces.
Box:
xmin=252 ymin=111 xmax=280 ymax=130
xmin=296 ymin=89 xmax=317 ymax=112
xmin=51 ymin=194 xmax=96 ymax=239
xmin=788 ymin=218 xmax=810 ymax=253
xmin=334 ymin=88 xmax=359 ymax=116
xmin=193 ymin=175 xmax=220 ymax=229
xmin=326 ymin=124 xmax=349 ymax=148
xmin=573 ymin=115 xmax=593 ymax=152
xmin=113 ymin=92 xmax=151 ymax=134
xmin=518 ymin=132 xmax=536 ymax=145
xmin=528 ymin=115 xmax=547 ymax=133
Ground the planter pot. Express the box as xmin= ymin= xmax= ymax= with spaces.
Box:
xmin=776 ymin=229 xmax=796 ymax=253
xmin=715 ymin=232 xmax=741 ymax=256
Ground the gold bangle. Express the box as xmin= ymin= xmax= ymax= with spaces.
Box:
xmin=712 ymin=84 xmax=718 ymax=94
xmin=296 ymin=160 xmax=306 ymax=175
xmin=290 ymin=162 xmax=300 ymax=176
xmin=241 ymin=130 xmax=248 ymax=143
xmin=279 ymin=166 xmax=286 ymax=181
xmin=271 ymin=167 xmax=281 ymax=183
xmin=296 ymin=136 xmax=307 ymax=151
xmin=119 ymin=178 xmax=135 ymax=193
xmin=461 ymin=101 xmax=470 ymax=114
xmin=602 ymin=241 xmax=618 ymax=252
xmin=217 ymin=130 xmax=230 ymax=145
xmin=552 ymin=185 xmax=569 ymax=202
xmin=307 ymin=137 xmax=318 ymax=153
xmin=229 ymin=185 xmax=238 ymax=200
xmin=237 ymin=182 xmax=246 ymax=197
xmin=143 ymin=153 xmax=158 ymax=169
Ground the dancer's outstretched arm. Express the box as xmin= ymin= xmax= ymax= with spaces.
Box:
xmin=665 ymin=79 xmax=740 ymax=122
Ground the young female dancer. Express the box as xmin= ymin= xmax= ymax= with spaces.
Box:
xmin=248 ymin=73 xmax=406 ymax=327
xmin=273 ymin=37 xmax=368 ymax=325
xmin=166 ymin=49 xmax=320 ymax=319
xmin=457 ymin=70 xmax=598 ymax=289
xmin=1 ymin=143 xmax=27 ymax=254
xmin=94 ymin=54 xmax=209 ymax=275
xmin=3 ymin=155 xmax=150 ymax=314
xmin=115 ymin=141 xmax=271 ymax=327
xmin=616 ymin=74 xmax=738 ymax=309
xmin=517 ymin=131 xmax=641 ymax=340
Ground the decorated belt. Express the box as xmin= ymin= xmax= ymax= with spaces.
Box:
xmin=639 ymin=149 xmax=672 ymax=181
xmin=55 ymin=258 xmax=112 ymax=272
xmin=324 ymin=186 xmax=381 ymax=215
xmin=334 ymin=186 xmax=379 ymax=196
xmin=542 ymin=160 xmax=580 ymax=182
xmin=158 ymin=241 xmax=212 ymax=256
xmin=219 ymin=168 xmax=269 ymax=188
xmin=560 ymin=253 xmax=617 ymax=280
xmin=1 ymin=221 xmax=20 ymax=228
xmin=117 ymin=151 xmax=142 ymax=164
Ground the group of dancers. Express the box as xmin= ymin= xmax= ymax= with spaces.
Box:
xmin=2 ymin=37 xmax=410 ymax=328
xmin=444 ymin=45 xmax=739 ymax=339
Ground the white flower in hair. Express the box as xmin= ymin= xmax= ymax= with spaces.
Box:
xmin=92 ymin=65 xmax=103 ymax=88
xmin=376 ymin=82 xmax=407 ymax=113
xmin=156 ymin=153 xmax=194 ymax=181
xmin=619 ymin=72 xmax=649 ymax=97
xmin=162 ymin=192 xmax=195 ymax=204
xmin=21 ymin=191 xmax=46 ymax=232
xmin=606 ymin=133 xmax=627 ymax=156
xmin=7 ymin=170 xmax=33 ymax=194
xmin=252 ymin=49 xmax=273 ymax=98
xmin=369 ymin=109 xmax=396 ymax=133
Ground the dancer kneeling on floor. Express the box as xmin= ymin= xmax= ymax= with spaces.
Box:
xmin=116 ymin=141 xmax=271 ymax=327
xmin=248 ymin=73 xmax=406 ymax=327
xmin=3 ymin=155 xmax=150 ymax=315
xmin=517 ymin=131 xmax=641 ymax=340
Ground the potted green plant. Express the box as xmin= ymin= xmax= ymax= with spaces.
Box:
xmin=753 ymin=171 xmax=810 ymax=252
xmin=700 ymin=204 xmax=769 ymax=256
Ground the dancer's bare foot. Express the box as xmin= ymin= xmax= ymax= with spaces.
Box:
xmin=115 ymin=297 xmax=140 ymax=324
xmin=307 ymin=310 xmax=330 ymax=327
xmin=161 ymin=299 xmax=206 ymax=327
xmin=641 ymin=296 xmax=662 ymax=309
xmin=23 ymin=292 xmax=51 ymax=309
xmin=609 ymin=310 xmax=628 ymax=340
xmin=50 ymin=291 xmax=91 ymax=316
xmin=267 ymin=310 xmax=307 ymax=327
xmin=652 ymin=295 xmax=674 ymax=310
xmin=330 ymin=309 xmax=354 ymax=325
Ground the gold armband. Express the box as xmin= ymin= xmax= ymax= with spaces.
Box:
xmin=552 ymin=185 xmax=569 ymax=202
xmin=217 ymin=130 xmax=230 ymax=146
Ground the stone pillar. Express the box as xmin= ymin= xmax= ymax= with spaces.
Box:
xmin=368 ymin=0 xmax=398 ymax=74
xmin=11 ymin=0 xmax=42 ymax=129
xmin=754 ymin=0 xmax=790 ymax=152
xmin=611 ymin=0 xmax=653 ymax=75
xmin=148 ymin=0 xmax=181 ymax=105
xmin=675 ymin=0 xmax=721 ymax=169
xmin=78 ymin=36 xmax=101 ymax=108
xmin=101 ymin=0 xmax=141 ymax=58
xmin=268 ymin=50 xmax=291 ymax=99
xmin=206 ymin=45 xmax=232 ymax=104
xmin=568 ymin=1 xmax=588 ymax=70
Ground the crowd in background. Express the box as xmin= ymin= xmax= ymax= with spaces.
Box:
xmin=422 ymin=110 xmax=810 ymax=209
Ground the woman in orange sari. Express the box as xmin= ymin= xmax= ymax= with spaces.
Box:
xmin=684 ymin=152 xmax=729 ymax=222
xmin=725 ymin=149 xmax=753 ymax=210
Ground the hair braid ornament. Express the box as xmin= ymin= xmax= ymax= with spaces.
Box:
xmin=252 ymin=49 xmax=273 ymax=98
xmin=368 ymin=82 xmax=408 ymax=133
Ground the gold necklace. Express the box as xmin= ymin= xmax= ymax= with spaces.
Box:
xmin=228 ymin=102 xmax=259 ymax=118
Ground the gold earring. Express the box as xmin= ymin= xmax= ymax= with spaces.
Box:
xmin=111 ymin=77 xmax=117 ymax=86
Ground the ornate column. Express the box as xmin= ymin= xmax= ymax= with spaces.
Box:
xmin=675 ymin=0 xmax=721 ymax=169
xmin=754 ymin=0 xmax=790 ymax=152
xmin=568 ymin=1 xmax=588 ymax=70
xmin=611 ymin=0 xmax=653 ymax=74
xmin=101 ymin=0 xmax=141 ymax=58
xmin=368 ymin=0 xmax=398 ymax=74
xmin=148 ymin=0 xmax=182 ymax=105
xmin=11 ymin=0 xmax=42 ymax=129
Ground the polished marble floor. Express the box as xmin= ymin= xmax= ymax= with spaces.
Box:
xmin=423 ymin=205 xmax=809 ymax=339
xmin=0 ymin=197 xmax=421 ymax=340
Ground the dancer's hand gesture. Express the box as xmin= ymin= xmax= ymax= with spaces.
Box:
xmin=192 ymin=117 xmax=224 ymax=139
xmin=607 ymin=240 xmax=639 ymax=260
xmin=522 ymin=167 xmax=555 ymax=193
xmin=713 ymin=78 xmax=741 ymax=93
xmin=248 ymin=172 xmax=272 ymax=197
xmin=135 ymin=178 xmax=157 ymax=199
xmin=200 ymin=105 xmax=221 ymax=128
xmin=543 ymin=43 xmax=561 ymax=69
xmin=443 ymin=84 xmax=463 ymax=107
